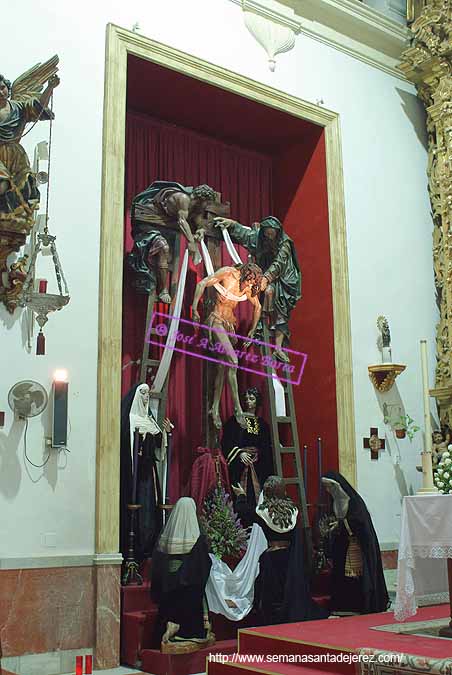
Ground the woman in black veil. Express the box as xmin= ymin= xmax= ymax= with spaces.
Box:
xmin=120 ymin=383 xmax=171 ymax=561
xmin=150 ymin=497 xmax=214 ymax=652
xmin=321 ymin=471 xmax=389 ymax=614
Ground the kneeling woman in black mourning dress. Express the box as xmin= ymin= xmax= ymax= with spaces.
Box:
xmin=151 ymin=497 xmax=215 ymax=652
xmin=321 ymin=471 xmax=389 ymax=615
xmin=233 ymin=476 xmax=328 ymax=625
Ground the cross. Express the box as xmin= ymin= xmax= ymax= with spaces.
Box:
xmin=363 ymin=427 xmax=385 ymax=461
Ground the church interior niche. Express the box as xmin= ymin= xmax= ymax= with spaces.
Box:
xmin=119 ymin=52 xmax=345 ymax=658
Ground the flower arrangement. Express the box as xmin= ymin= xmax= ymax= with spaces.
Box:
xmin=200 ymin=486 xmax=248 ymax=559
xmin=434 ymin=445 xmax=452 ymax=494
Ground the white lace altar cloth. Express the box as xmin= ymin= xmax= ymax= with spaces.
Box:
xmin=394 ymin=494 xmax=452 ymax=621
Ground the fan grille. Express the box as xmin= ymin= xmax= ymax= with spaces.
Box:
xmin=7 ymin=380 xmax=48 ymax=418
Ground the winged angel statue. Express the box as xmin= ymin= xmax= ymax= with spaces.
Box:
xmin=0 ymin=55 xmax=59 ymax=312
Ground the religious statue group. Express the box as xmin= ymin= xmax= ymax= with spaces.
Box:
xmin=120 ymin=179 xmax=389 ymax=654
xmin=120 ymin=381 xmax=389 ymax=653
xmin=128 ymin=179 xmax=301 ymax=429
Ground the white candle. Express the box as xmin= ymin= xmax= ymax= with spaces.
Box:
xmin=420 ymin=339 xmax=432 ymax=454
xmin=418 ymin=339 xmax=438 ymax=494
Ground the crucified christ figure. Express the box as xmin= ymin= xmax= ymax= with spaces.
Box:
xmin=191 ymin=262 xmax=263 ymax=430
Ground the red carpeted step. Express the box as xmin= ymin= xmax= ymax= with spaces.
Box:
xmin=121 ymin=581 xmax=153 ymax=612
xmin=210 ymin=610 xmax=260 ymax=641
xmin=312 ymin=594 xmax=330 ymax=610
xmin=141 ymin=638 xmax=237 ymax=675
xmin=121 ymin=607 xmax=158 ymax=666
xmin=238 ymin=629 xmax=350 ymax=674
xmin=240 ymin=607 xmax=452 ymax=659
xmin=209 ymin=661 xmax=334 ymax=675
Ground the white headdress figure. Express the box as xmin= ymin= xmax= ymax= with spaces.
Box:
xmin=157 ymin=497 xmax=200 ymax=555
xmin=129 ymin=383 xmax=161 ymax=467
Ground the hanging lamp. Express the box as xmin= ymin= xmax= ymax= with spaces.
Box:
xmin=19 ymin=93 xmax=70 ymax=355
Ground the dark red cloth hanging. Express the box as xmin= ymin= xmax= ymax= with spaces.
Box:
xmin=188 ymin=447 xmax=232 ymax=510
xmin=122 ymin=112 xmax=273 ymax=501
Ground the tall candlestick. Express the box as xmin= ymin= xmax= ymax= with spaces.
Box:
xmin=303 ymin=444 xmax=308 ymax=500
xmin=165 ymin=432 xmax=173 ymax=507
xmin=317 ymin=437 xmax=323 ymax=504
xmin=132 ymin=428 xmax=140 ymax=504
xmin=420 ymin=340 xmax=432 ymax=453
xmin=418 ymin=340 xmax=438 ymax=494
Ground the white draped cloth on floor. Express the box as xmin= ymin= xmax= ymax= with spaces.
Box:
xmin=394 ymin=494 xmax=452 ymax=621
xmin=206 ymin=523 xmax=267 ymax=620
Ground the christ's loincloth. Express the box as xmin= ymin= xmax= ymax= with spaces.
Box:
xmin=205 ymin=311 xmax=237 ymax=348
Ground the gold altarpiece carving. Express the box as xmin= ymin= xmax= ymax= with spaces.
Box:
xmin=399 ymin=0 xmax=452 ymax=425
xmin=407 ymin=0 xmax=428 ymax=24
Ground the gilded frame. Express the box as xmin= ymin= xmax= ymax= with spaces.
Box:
xmin=96 ymin=23 xmax=356 ymax=552
xmin=407 ymin=0 xmax=426 ymax=24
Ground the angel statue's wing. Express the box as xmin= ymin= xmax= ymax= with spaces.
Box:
xmin=10 ymin=55 xmax=59 ymax=103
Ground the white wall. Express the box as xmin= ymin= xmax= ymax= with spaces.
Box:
xmin=0 ymin=0 xmax=433 ymax=556
xmin=364 ymin=0 xmax=407 ymax=24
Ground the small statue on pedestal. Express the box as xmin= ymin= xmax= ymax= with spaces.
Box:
xmin=129 ymin=181 xmax=219 ymax=302
xmin=191 ymin=262 xmax=263 ymax=429
xmin=215 ymin=216 xmax=301 ymax=362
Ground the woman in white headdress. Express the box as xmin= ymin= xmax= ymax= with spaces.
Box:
xmin=151 ymin=497 xmax=214 ymax=653
xmin=120 ymin=383 xmax=173 ymax=561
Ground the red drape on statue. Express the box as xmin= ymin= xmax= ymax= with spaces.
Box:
xmin=189 ymin=447 xmax=232 ymax=510
xmin=122 ymin=112 xmax=273 ymax=501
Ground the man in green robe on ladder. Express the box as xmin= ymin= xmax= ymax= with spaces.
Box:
xmin=215 ymin=216 xmax=301 ymax=362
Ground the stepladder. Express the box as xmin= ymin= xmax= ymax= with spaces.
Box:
xmin=261 ymin=322 xmax=313 ymax=563
xmin=139 ymin=231 xmax=181 ymax=429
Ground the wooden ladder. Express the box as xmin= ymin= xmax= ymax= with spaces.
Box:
xmin=262 ymin=323 xmax=312 ymax=559
xmin=139 ymin=234 xmax=181 ymax=427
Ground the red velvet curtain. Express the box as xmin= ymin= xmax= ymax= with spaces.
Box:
xmin=122 ymin=112 xmax=272 ymax=500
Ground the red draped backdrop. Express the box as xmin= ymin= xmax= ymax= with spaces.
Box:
xmin=122 ymin=113 xmax=274 ymax=500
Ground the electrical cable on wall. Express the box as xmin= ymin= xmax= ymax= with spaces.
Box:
xmin=23 ymin=417 xmax=51 ymax=468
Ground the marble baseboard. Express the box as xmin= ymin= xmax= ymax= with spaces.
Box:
xmin=381 ymin=549 xmax=398 ymax=570
xmin=0 ymin=567 xmax=95 ymax=657
xmin=1 ymin=648 xmax=92 ymax=675
xmin=0 ymin=563 xmax=121 ymax=670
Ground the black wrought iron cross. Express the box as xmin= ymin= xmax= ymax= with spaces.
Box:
xmin=363 ymin=427 xmax=385 ymax=461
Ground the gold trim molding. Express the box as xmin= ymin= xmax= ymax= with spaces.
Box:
xmin=399 ymin=1 xmax=452 ymax=428
xmin=97 ymin=23 xmax=356 ymax=554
